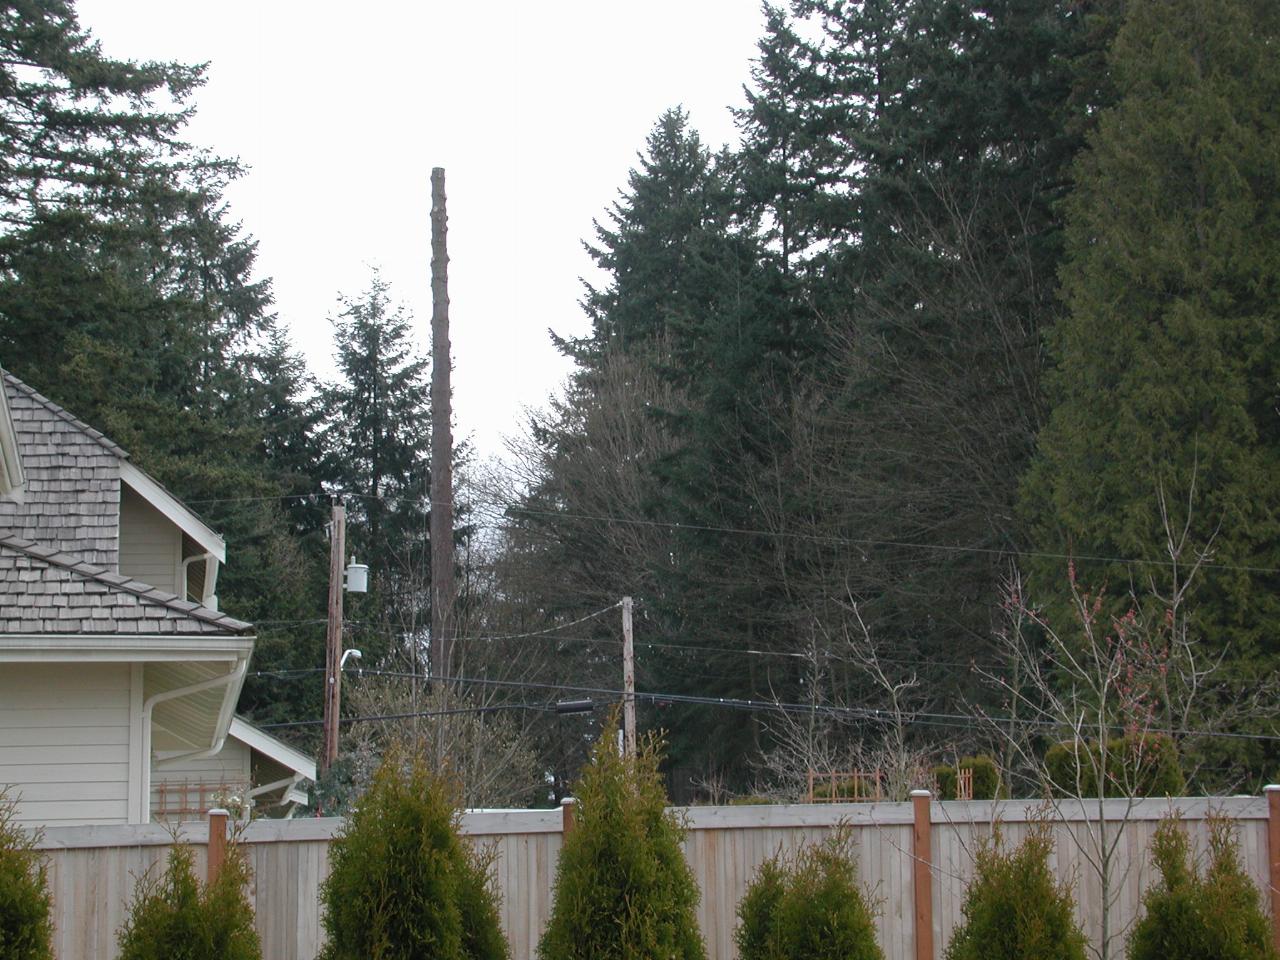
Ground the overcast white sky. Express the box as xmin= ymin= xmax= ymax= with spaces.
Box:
xmin=74 ymin=1 xmax=766 ymax=459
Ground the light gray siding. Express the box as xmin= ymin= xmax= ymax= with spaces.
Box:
xmin=119 ymin=484 xmax=181 ymax=593
xmin=0 ymin=663 xmax=132 ymax=826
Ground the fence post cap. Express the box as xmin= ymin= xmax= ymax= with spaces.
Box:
xmin=1264 ymin=785 xmax=1280 ymax=794
xmin=207 ymin=808 xmax=230 ymax=817
xmin=909 ymin=789 xmax=932 ymax=799
xmin=560 ymin=797 xmax=576 ymax=807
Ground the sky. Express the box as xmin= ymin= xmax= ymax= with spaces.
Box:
xmin=74 ymin=1 xmax=767 ymax=460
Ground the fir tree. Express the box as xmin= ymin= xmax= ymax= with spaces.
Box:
xmin=321 ymin=272 xmax=432 ymax=664
xmin=1022 ymin=0 xmax=1280 ymax=685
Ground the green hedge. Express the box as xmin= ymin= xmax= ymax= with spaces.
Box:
xmin=116 ymin=842 xmax=260 ymax=960
xmin=537 ymin=718 xmax=706 ymax=960
xmin=318 ymin=751 xmax=508 ymax=960
xmin=0 ymin=793 xmax=52 ymax=960
xmin=1044 ymin=733 xmax=1183 ymax=798
xmin=945 ymin=829 xmax=1086 ymax=960
xmin=933 ymin=756 xmax=1001 ymax=800
xmin=735 ymin=830 xmax=883 ymax=960
xmin=1127 ymin=816 xmax=1278 ymax=960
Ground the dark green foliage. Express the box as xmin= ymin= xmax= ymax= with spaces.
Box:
xmin=1127 ymin=816 xmax=1277 ymax=960
xmin=116 ymin=842 xmax=261 ymax=960
xmin=934 ymin=765 xmax=959 ymax=802
xmin=537 ymin=719 xmax=706 ymax=960
xmin=318 ymin=751 xmax=508 ymax=960
xmin=962 ymin=757 xmax=1002 ymax=801
xmin=1022 ymin=0 xmax=1280 ymax=675
xmin=0 ymin=794 xmax=52 ymax=960
xmin=734 ymin=830 xmax=883 ymax=960
xmin=321 ymin=271 xmax=433 ymax=664
xmin=1044 ymin=735 xmax=1184 ymax=798
xmin=934 ymin=757 xmax=1002 ymax=800
xmin=735 ymin=857 xmax=786 ymax=960
xmin=944 ymin=829 xmax=1087 ymax=960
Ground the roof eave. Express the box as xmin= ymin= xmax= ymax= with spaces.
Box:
xmin=229 ymin=716 xmax=317 ymax=782
xmin=0 ymin=634 xmax=255 ymax=662
xmin=120 ymin=461 xmax=226 ymax=563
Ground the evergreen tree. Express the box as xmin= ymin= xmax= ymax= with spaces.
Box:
xmin=321 ymin=272 xmax=432 ymax=665
xmin=116 ymin=843 xmax=261 ymax=960
xmin=537 ymin=719 xmax=706 ymax=960
xmin=318 ymin=750 xmax=508 ymax=960
xmin=1022 ymin=0 xmax=1280 ymax=690
xmin=0 ymin=793 xmax=52 ymax=960
xmin=944 ymin=829 xmax=1087 ymax=960
xmin=1127 ymin=816 xmax=1277 ymax=960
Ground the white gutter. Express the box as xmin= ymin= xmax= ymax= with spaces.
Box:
xmin=139 ymin=657 xmax=248 ymax=822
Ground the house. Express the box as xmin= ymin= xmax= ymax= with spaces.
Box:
xmin=0 ymin=370 xmax=312 ymax=825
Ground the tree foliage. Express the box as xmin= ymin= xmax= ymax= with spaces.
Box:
xmin=1022 ymin=0 xmax=1280 ymax=666
xmin=318 ymin=750 xmax=508 ymax=960
xmin=1127 ymin=816 xmax=1277 ymax=960
xmin=116 ymin=842 xmax=261 ymax=960
xmin=0 ymin=793 xmax=52 ymax=960
xmin=537 ymin=718 xmax=706 ymax=960
xmin=944 ymin=829 xmax=1087 ymax=960
xmin=735 ymin=830 xmax=883 ymax=960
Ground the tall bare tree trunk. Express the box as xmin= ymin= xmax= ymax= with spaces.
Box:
xmin=430 ymin=167 xmax=455 ymax=684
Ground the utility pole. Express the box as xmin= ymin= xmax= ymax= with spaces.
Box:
xmin=622 ymin=596 xmax=635 ymax=757
xmin=320 ymin=499 xmax=345 ymax=774
xmin=430 ymin=166 xmax=456 ymax=686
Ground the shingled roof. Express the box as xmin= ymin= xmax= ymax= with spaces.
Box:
xmin=0 ymin=532 xmax=252 ymax=637
xmin=0 ymin=374 xmax=124 ymax=567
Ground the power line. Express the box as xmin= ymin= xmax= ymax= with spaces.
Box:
xmin=250 ymin=667 xmax=1280 ymax=746
xmin=158 ymin=489 xmax=1280 ymax=577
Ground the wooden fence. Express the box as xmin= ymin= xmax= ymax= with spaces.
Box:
xmin=33 ymin=790 xmax=1280 ymax=960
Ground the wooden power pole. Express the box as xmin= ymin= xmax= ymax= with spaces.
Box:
xmin=430 ymin=167 xmax=456 ymax=684
xmin=622 ymin=596 xmax=636 ymax=756
xmin=320 ymin=499 xmax=346 ymax=773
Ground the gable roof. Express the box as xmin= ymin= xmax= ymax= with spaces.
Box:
xmin=0 ymin=371 xmax=226 ymax=563
xmin=229 ymin=717 xmax=317 ymax=783
xmin=0 ymin=532 xmax=251 ymax=637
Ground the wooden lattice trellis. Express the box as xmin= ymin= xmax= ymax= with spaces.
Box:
xmin=153 ymin=779 xmax=249 ymax=821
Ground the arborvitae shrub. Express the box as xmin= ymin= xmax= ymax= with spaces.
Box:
xmin=960 ymin=756 xmax=1001 ymax=800
xmin=934 ymin=765 xmax=959 ymax=800
xmin=0 ymin=794 xmax=52 ymax=960
xmin=537 ymin=718 xmax=706 ymax=960
xmin=1045 ymin=734 xmax=1183 ymax=797
xmin=116 ymin=841 xmax=261 ymax=960
xmin=944 ymin=828 xmax=1086 ymax=960
xmin=936 ymin=757 xmax=1002 ymax=800
xmin=1127 ymin=815 xmax=1278 ymax=960
xmin=318 ymin=750 xmax=508 ymax=960
xmin=735 ymin=857 xmax=786 ymax=960
xmin=736 ymin=830 xmax=883 ymax=960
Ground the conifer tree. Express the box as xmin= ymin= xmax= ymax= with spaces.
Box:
xmin=321 ymin=272 xmax=432 ymax=663
xmin=945 ymin=829 xmax=1086 ymax=960
xmin=1023 ymin=0 xmax=1280 ymax=670
xmin=537 ymin=718 xmax=706 ymax=960
xmin=318 ymin=751 xmax=508 ymax=960
xmin=1128 ymin=815 xmax=1277 ymax=960
xmin=116 ymin=842 xmax=261 ymax=960
xmin=0 ymin=793 xmax=52 ymax=960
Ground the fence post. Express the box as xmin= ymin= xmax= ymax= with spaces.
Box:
xmin=1267 ymin=785 xmax=1280 ymax=951
xmin=207 ymin=808 xmax=229 ymax=885
xmin=911 ymin=789 xmax=934 ymax=960
xmin=561 ymin=796 xmax=576 ymax=836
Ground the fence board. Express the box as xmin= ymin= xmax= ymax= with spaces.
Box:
xmin=30 ymin=796 xmax=1273 ymax=960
